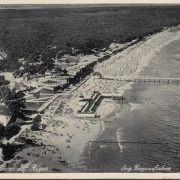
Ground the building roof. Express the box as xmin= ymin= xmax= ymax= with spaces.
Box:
xmin=79 ymin=99 xmax=90 ymax=102
xmin=0 ymin=115 xmax=7 ymax=126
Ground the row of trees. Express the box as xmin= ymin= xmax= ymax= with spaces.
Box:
xmin=0 ymin=85 xmax=26 ymax=120
xmin=0 ymin=76 xmax=26 ymax=140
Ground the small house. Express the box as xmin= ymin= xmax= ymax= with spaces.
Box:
xmin=45 ymin=71 xmax=52 ymax=76
xmin=51 ymin=69 xmax=56 ymax=74
xmin=23 ymin=72 xmax=30 ymax=80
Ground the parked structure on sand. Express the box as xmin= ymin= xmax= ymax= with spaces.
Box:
xmin=77 ymin=91 xmax=123 ymax=118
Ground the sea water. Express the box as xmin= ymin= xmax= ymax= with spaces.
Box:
xmin=86 ymin=39 xmax=180 ymax=172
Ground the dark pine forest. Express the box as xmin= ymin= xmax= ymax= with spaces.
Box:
xmin=0 ymin=5 xmax=180 ymax=72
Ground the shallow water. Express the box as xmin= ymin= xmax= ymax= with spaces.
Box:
xmin=86 ymin=39 xmax=180 ymax=172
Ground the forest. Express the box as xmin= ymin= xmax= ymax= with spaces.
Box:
xmin=0 ymin=5 xmax=180 ymax=73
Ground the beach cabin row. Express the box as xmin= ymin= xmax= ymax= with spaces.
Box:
xmin=77 ymin=91 xmax=123 ymax=118
xmin=77 ymin=91 xmax=101 ymax=118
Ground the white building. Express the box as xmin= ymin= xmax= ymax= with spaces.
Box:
xmin=45 ymin=71 xmax=52 ymax=76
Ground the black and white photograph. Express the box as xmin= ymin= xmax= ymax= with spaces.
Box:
xmin=0 ymin=1 xmax=180 ymax=178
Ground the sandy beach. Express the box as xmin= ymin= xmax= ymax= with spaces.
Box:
xmin=2 ymin=25 xmax=180 ymax=173
xmin=63 ymin=25 xmax=180 ymax=167
xmin=67 ymin=26 xmax=180 ymax=117
xmin=67 ymin=28 xmax=180 ymax=105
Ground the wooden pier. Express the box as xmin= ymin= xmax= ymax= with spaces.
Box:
xmin=101 ymin=77 xmax=180 ymax=84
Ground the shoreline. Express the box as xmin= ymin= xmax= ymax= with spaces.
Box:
xmin=81 ymin=25 xmax=180 ymax=171
xmin=1 ymin=25 xmax=180 ymax=172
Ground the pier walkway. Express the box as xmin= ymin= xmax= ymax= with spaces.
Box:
xmin=101 ymin=76 xmax=180 ymax=83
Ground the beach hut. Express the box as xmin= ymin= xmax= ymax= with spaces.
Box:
xmin=79 ymin=95 xmax=84 ymax=101
xmin=38 ymin=87 xmax=54 ymax=94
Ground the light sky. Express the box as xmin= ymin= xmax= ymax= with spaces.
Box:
xmin=0 ymin=0 xmax=180 ymax=4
